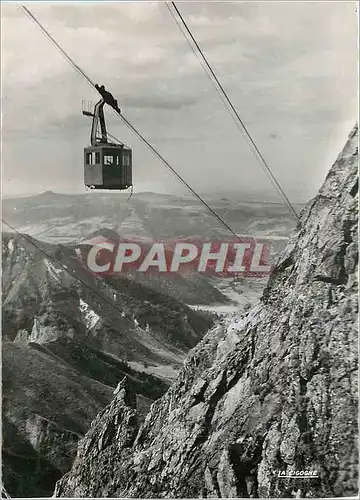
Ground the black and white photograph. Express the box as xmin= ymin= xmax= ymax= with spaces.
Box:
xmin=1 ymin=1 xmax=358 ymax=498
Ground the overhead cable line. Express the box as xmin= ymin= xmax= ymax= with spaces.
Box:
xmin=165 ymin=3 xmax=236 ymax=126
xmin=112 ymin=114 xmax=241 ymax=239
xmin=21 ymin=5 xmax=244 ymax=241
xmin=22 ymin=6 xmax=95 ymax=88
xmin=167 ymin=1 xmax=299 ymax=221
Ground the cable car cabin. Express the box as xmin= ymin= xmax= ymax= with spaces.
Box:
xmin=82 ymin=96 xmax=132 ymax=191
xmin=84 ymin=145 xmax=132 ymax=190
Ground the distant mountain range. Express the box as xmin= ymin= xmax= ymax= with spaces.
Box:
xmin=2 ymin=190 xmax=297 ymax=247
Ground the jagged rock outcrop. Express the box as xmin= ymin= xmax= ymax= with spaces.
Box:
xmin=55 ymin=125 xmax=358 ymax=498
xmin=54 ymin=377 xmax=139 ymax=498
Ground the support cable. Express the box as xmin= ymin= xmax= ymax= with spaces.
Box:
xmin=167 ymin=1 xmax=299 ymax=221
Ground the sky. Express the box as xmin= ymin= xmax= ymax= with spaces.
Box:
xmin=1 ymin=1 xmax=358 ymax=202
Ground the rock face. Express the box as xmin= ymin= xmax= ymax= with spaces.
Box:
xmin=55 ymin=126 xmax=358 ymax=498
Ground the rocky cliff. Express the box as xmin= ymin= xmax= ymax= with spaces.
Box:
xmin=55 ymin=125 xmax=358 ymax=498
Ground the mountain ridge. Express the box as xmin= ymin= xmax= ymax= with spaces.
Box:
xmin=2 ymin=229 xmax=214 ymax=497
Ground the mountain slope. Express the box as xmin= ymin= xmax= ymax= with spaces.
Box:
xmin=55 ymin=125 xmax=358 ymax=498
xmin=2 ymin=339 xmax=168 ymax=498
xmin=2 ymin=231 xmax=213 ymax=497
xmin=2 ymin=341 xmax=112 ymax=497
xmin=2 ymin=233 xmax=213 ymax=367
xmin=74 ymin=227 xmax=230 ymax=305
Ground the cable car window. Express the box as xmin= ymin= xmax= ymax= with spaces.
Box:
xmin=86 ymin=153 xmax=92 ymax=164
xmin=104 ymin=155 xmax=114 ymax=165
xmin=123 ymin=153 xmax=130 ymax=166
xmin=95 ymin=152 xmax=101 ymax=164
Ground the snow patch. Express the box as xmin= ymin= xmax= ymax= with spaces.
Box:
xmin=29 ymin=318 xmax=58 ymax=343
xmin=79 ymin=298 xmax=100 ymax=329
xmin=8 ymin=238 xmax=14 ymax=256
xmin=44 ymin=258 xmax=62 ymax=281
xmin=25 ymin=415 xmax=44 ymax=451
